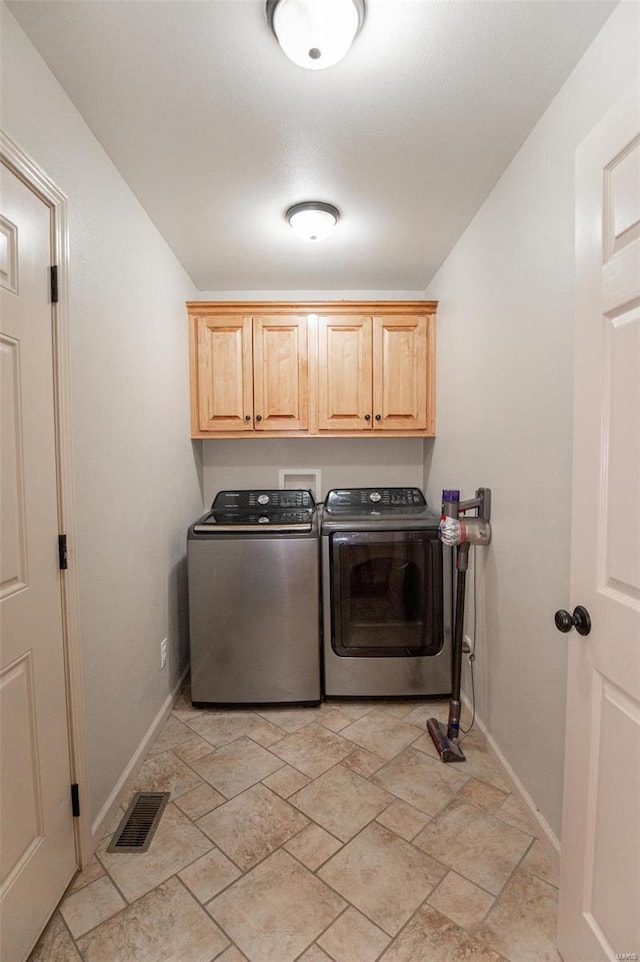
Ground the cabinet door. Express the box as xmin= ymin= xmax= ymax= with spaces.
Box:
xmin=373 ymin=315 xmax=430 ymax=431
xmin=195 ymin=314 xmax=253 ymax=432
xmin=252 ymin=316 xmax=309 ymax=432
xmin=318 ymin=315 xmax=373 ymax=431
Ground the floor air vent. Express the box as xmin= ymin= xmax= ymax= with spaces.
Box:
xmin=107 ymin=792 xmax=169 ymax=853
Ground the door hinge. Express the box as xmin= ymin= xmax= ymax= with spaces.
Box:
xmin=58 ymin=534 xmax=68 ymax=570
xmin=71 ymin=783 xmax=80 ymax=818
xmin=50 ymin=265 xmax=59 ymax=304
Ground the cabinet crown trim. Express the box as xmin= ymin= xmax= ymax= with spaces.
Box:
xmin=187 ymin=300 xmax=437 ymax=316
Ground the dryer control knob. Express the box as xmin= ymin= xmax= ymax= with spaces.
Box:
xmin=369 ymin=491 xmax=382 ymax=503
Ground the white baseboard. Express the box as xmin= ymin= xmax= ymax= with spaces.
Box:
xmin=461 ymin=692 xmax=561 ymax=856
xmin=90 ymin=665 xmax=190 ymax=845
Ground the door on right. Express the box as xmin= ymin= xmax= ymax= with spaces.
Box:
xmin=557 ymin=80 xmax=640 ymax=960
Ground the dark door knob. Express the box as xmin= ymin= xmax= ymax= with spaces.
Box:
xmin=375 ymin=414 xmax=382 ymax=421
xmin=364 ymin=414 xmax=371 ymax=421
xmin=554 ymin=605 xmax=592 ymax=636
xmin=244 ymin=415 xmax=251 ymax=421
xmin=255 ymin=415 xmax=262 ymax=422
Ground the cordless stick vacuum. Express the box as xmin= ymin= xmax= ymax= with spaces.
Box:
xmin=427 ymin=488 xmax=491 ymax=763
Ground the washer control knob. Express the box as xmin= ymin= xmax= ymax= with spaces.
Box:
xmin=369 ymin=491 xmax=382 ymax=503
xmin=257 ymin=494 xmax=270 ymax=505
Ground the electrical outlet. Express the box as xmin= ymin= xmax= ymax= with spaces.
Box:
xmin=160 ymin=638 xmax=168 ymax=669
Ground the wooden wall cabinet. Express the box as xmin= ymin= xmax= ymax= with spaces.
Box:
xmin=188 ymin=302 xmax=436 ymax=438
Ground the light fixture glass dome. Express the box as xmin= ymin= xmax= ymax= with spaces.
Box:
xmin=267 ymin=0 xmax=365 ymax=70
xmin=286 ymin=202 xmax=340 ymax=241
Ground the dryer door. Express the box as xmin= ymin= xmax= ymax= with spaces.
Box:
xmin=330 ymin=530 xmax=443 ymax=657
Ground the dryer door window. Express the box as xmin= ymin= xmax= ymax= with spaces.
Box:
xmin=330 ymin=530 xmax=443 ymax=657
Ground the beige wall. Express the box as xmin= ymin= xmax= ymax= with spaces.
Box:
xmin=202 ymin=437 xmax=427 ymax=505
xmin=1 ymin=6 xmax=204 ymax=827
xmin=424 ymin=1 xmax=638 ymax=840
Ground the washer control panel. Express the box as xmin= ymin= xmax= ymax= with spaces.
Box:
xmin=213 ymin=489 xmax=314 ymax=511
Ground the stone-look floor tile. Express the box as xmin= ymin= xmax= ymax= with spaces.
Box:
xmin=148 ymin=714 xmax=193 ymax=756
xmin=97 ymin=803 xmax=212 ymax=902
xmin=290 ymin=764 xmax=394 ymax=841
xmin=520 ymin=838 xmax=560 ymax=888
xmin=261 ymin=764 xmax=310 ymax=798
xmin=316 ymin=705 xmax=358 ymax=731
xmin=341 ymin=746 xmax=386 ymax=777
xmin=185 ymin=711 xmax=263 ymax=749
xmin=179 ymin=846 xmax=241 ymax=903
xmin=457 ymin=777 xmax=509 ymax=814
xmin=284 ymin=823 xmax=343 ymax=870
xmin=340 ymin=710 xmax=423 ymax=760
xmin=28 ymin=912 xmax=81 ymax=962
xmin=326 ymin=700 xmax=375 ymax=720
xmin=60 ymin=875 xmax=126 ymax=939
xmin=378 ymin=699 xmax=416 ymax=718
xmin=376 ymin=799 xmax=431 ymax=841
xmin=318 ymin=906 xmax=391 ymax=962
xmin=403 ymin=700 xmax=451 ymax=730
xmin=249 ymin=719 xmax=288 ymax=748
xmin=495 ymin=793 xmax=540 ymax=836
xmin=189 ymin=737 xmax=283 ymax=798
xmin=207 ymin=849 xmax=346 ymax=962
xmin=217 ymin=947 xmax=249 ymax=962
xmin=479 ymin=869 xmax=561 ymax=961
xmin=254 ymin=706 xmax=319 ymax=733
xmin=414 ymin=799 xmax=531 ymax=896
xmin=447 ymin=730 xmax=511 ymax=792
xmin=379 ymin=903 xmax=504 ymax=962
xmin=270 ymin=724 xmax=356 ymax=778
xmin=174 ymin=731 xmax=221 ymax=765
xmin=120 ymin=749 xmax=203 ymax=807
xmin=101 ymin=804 xmax=126 ymax=839
xmin=372 ymin=746 xmax=467 ymax=816
xmin=318 ymin=821 xmax=445 ymax=936
xmin=411 ymin=732 xmax=442 ymax=759
xmin=196 ymin=783 xmax=308 ymax=870
xmin=77 ymin=876 xmax=228 ymax=962
xmin=67 ymin=854 xmax=106 ymax=894
xmin=173 ymin=782 xmax=226 ymax=820
xmin=428 ymin=871 xmax=495 ymax=933
xmin=298 ymin=947 xmax=334 ymax=962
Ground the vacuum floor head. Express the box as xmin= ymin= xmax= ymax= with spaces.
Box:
xmin=426 ymin=717 xmax=466 ymax=763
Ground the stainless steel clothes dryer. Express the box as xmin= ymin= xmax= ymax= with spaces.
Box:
xmin=188 ymin=489 xmax=320 ymax=706
xmin=321 ymin=487 xmax=452 ymax=698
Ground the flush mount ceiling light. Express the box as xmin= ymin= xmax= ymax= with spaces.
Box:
xmin=286 ymin=202 xmax=340 ymax=241
xmin=267 ymin=0 xmax=365 ymax=70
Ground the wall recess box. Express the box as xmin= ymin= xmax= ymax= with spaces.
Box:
xmin=278 ymin=468 xmax=322 ymax=501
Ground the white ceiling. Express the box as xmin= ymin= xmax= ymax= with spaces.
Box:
xmin=9 ymin=0 xmax=615 ymax=292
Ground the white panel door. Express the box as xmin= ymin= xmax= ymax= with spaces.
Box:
xmin=558 ymin=81 xmax=640 ymax=961
xmin=0 ymin=162 xmax=76 ymax=961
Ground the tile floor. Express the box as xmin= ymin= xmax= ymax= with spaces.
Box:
xmin=29 ymin=686 xmax=562 ymax=962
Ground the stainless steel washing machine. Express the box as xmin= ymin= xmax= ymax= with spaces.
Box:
xmin=321 ymin=487 xmax=452 ymax=698
xmin=188 ymin=489 xmax=320 ymax=706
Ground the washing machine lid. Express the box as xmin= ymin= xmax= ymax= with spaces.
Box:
xmin=194 ymin=489 xmax=316 ymax=533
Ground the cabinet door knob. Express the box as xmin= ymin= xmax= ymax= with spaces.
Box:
xmin=375 ymin=414 xmax=382 ymax=421
xmin=245 ymin=415 xmax=251 ymax=421
xmin=554 ymin=605 xmax=592 ymax=636
xmin=255 ymin=415 xmax=262 ymax=422
xmin=364 ymin=414 xmax=371 ymax=421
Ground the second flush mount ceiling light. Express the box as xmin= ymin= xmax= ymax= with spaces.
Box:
xmin=286 ymin=202 xmax=340 ymax=241
xmin=267 ymin=0 xmax=366 ymax=70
